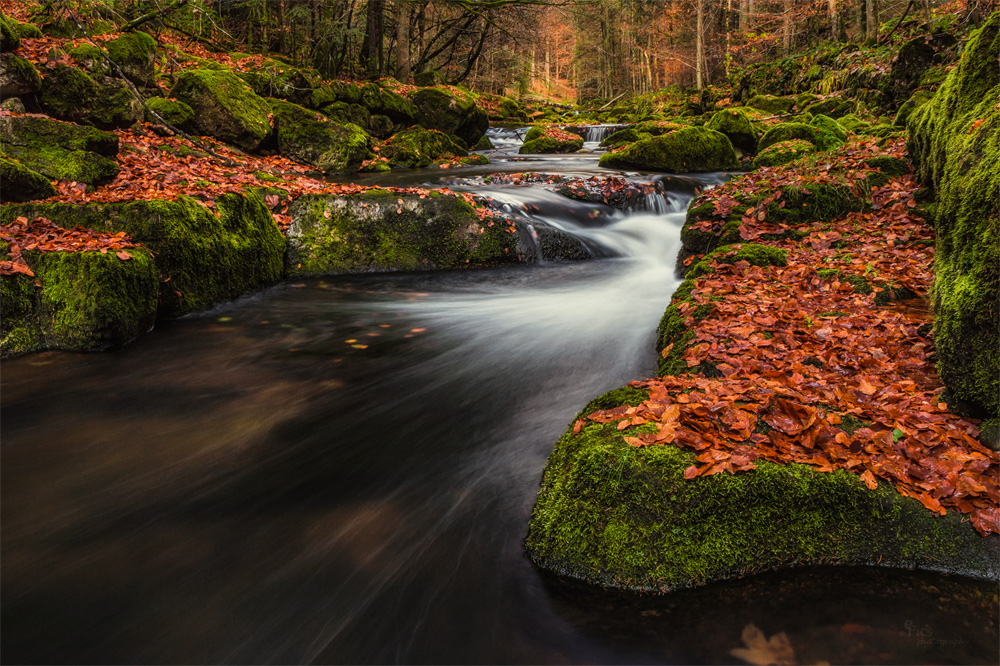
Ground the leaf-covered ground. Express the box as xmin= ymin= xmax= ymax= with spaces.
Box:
xmin=575 ymin=160 xmax=999 ymax=537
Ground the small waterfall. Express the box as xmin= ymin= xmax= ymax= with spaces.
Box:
xmin=583 ymin=124 xmax=629 ymax=143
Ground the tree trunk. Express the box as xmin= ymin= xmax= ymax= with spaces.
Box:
xmin=363 ymin=0 xmax=384 ymax=78
xmin=695 ymin=0 xmax=705 ymax=90
xmin=866 ymin=0 xmax=879 ymax=41
xmin=739 ymin=0 xmax=749 ymax=32
xmin=783 ymin=0 xmax=794 ymax=54
xmin=829 ymin=0 xmax=842 ymax=41
xmin=396 ymin=0 xmax=410 ymax=81
xmin=923 ymin=0 xmax=932 ymax=23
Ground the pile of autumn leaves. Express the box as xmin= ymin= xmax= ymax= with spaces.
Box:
xmin=575 ymin=165 xmax=999 ymax=537
xmin=0 ymin=215 xmax=139 ymax=277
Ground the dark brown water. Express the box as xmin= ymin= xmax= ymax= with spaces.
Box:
xmin=2 ymin=150 xmax=996 ymax=664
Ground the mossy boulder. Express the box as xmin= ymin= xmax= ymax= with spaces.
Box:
xmin=322 ymin=101 xmax=370 ymax=129
xmin=907 ymin=11 xmax=1000 ymax=421
xmin=1 ymin=246 xmax=158 ymax=357
xmin=239 ymin=60 xmax=320 ymax=108
xmin=169 ymin=68 xmax=273 ymax=151
xmin=883 ymin=32 xmax=957 ymax=109
xmin=368 ymin=113 xmax=394 ymax=139
xmin=803 ymin=95 xmax=856 ymax=119
xmin=633 ymin=120 xmax=686 ymax=136
xmin=598 ymin=127 xmax=738 ymax=173
xmin=285 ymin=190 xmax=519 ymax=275
xmin=757 ymin=121 xmax=842 ymax=153
xmin=39 ymin=64 xmax=143 ymax=130
xmin=360 ymin=82 xmax=416 ymax=124
xmin=474 ymin=134 xmax=494 ymax=150
xmin=0 ymin=53 xmax=41 ymax=98
xmin=751 ymin=138 xmax=817 ymax=169
xmin=379 ymin=128 xmax=466 ymax=168
xmin=0 ymin=114 xmax=120 ymax=185
xmin=0 ymin=157 xmax=57 ymax=202
xmin=268 ymin=98 xmax=373 ymax=175
xmin=893 ymin=89 xmax=934 ymax=127
xmin=809 ymin=114 xmax=848 ymax=143
xmin=598 ymin=127 xmax=648 ymax=148
xmin=413 ymin=70 xmax=445 ymax=86
xmin=519 ymin=133 xmax=584 ymax=154
xmin=410 ymin=86 xmax=489 ymax=147
xmin=144 ymin=96 xmax=195 ymax=128
xmin=705 ymin=108 xmax=758 ymax=153
xmin=837 ymin=114 xmax=869 ymax=132
xmin=104 ymin=30 xmax=158 ymax=87
xmin=525 ymin=393 xmax=998 ymax=592
xmin=68 ymin=43 xmax=114 ymax=77
xmin=746 ymin=94 xmax=796 ymax=115
xmin=1 ymin=192 xmax=286 ymax=318
xmin=0 ymin=12 xmax=20 ymax=52
xmin=13 ymin=21 xmax=42 ymax=39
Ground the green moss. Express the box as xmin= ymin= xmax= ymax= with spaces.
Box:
xmin=39 ymin=64 xmax=142 ymax=129
xmin=13 ymin=21 xmax=43 ymax=39
xmin=410 ymin=85 xmax=487 ymax=146
xmin=2 ymin=192 xmax=286 ymax=319
xmin=705 ymin=108 xmax=758 ymax=153
xmin=746 ymin=94 xmax=796 ymax=115
xmin=908 ymin=11 xmax=1000 ymax=419
xmin=104 ymin=31 xmax=157 ymax=86
xmin=238 ymin=60 xmax=320 ymax=108
xmin=599 ymin=126 xmax=738 ymax=172
xmin=145 ymin=96 xmax=195 ymax=127
xmin=525 ymin=417 xmax=997 ymax=591
xmin=0 ymin=114 xmax=120 ymax=184
xmin=0 ymin=11 xmax=20 ymax=52
xmin=837 ymin=113 xmax=869 ymax=132
xmin=598 ymin=128 xmax=649 ymax=148
xmin=752 ymin=139 xmax=816 ymax=168
xmin=0 ymin=156 xmax=57 ymax=202
xmin=0 ymin=247 xmax=158 ymax=357
xmin=285 ymin=190 xmax=519 ymax=275
xmin=524 ymin=125 xmax=546 ymax=141
xmin=758 ymin=122 xmax=842 ymax=153
xmin=268 ymin=98 xmax=373 ymax=174
xmin=520 ymin=134 xmax=584 ymax=154
xmin=380 ymin=128 xmax=466 ymax=168
xmin=803 ymin=96 xmax=856 ymax=118
xmin=169 ymin=68 xmax=273 ymax=151
xmin=0 ymin=53 xmax=41 ymax=97
xmin=810 ymin=114 xmax=848 ymax=143
xmin=474 ymin=135 xmax=494 ymax=150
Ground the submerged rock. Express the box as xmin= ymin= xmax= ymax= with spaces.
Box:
xmin=285 ymin=190 xmax=519 ymax=275
xmin=598 ymin=126 xmax=738 ymax=173
xmin=907 ymin=11 xmax=1000 ymax=437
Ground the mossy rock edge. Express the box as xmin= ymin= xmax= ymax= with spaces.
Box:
xmin=525 ymin=388 xmax=1000 ymax=593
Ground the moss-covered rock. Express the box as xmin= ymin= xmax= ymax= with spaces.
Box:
xmin=0 ymin=12 xmax=20 ymax=52
xmin=13 ymin=21 xmax=42 ymax=39
xmin=525 ymin=401 xmax=998 ymax=592
xmin=519 ymin=133 xmax=585 ymax=154
xmin=474 ymin=134 xmax=494 ymax=150
xmin=367 ymin=113 xmax=394 ymax=139
xmin=757 ymin=121 xmax=843 ymax=153
xmin=104 ymin=30 xmax=158 ymax=87
xmin=322 ymin=101 xmax=370 ymax=129
xmin=0 ymin=114 xmax=120 ymax=185
xmin=0 ymin=157 xmax=57 ymax=202
xmin=379 ymin=128 xmax=466 ymax=168
xmin=751 ymin=138 xmax=817 ymax=168
xmin=239 ymin=60 xmax=320 ymax=108
xmin=705 ymin=108 xmax=758 ymax=153
xmin=907 ymin=10 xmax=1000 ymax=420
xmin=883 ymin=32 xmax=957 ymax=110
xmin=39 ymin=64 xmax=143 ymax=130
xmin=747 ymin=94 xmax=796 ymax=115
xmin=410 ymin=85 xmax=488 ymax=147
xmin=360 ymin=81 xmax=416 ymax=124
xmin=892 ymin=89 xmax=933 ymax=127
xmin=169 ymin=68 xmax=273 ymax=151
xmin=837 ymin=113 xmax=868 ymax=132
xmin=598 ymin=127 xmax=738 ymax=173
xmin=598 ymin=127 xmax=647 ymax=148
xmin=144 ymin=96 xmax=195 ymax=128
xmin=413 ymin=70 xmax=445 ymax=86
xmin=268 ymin=98 xmax=373 ymax=175
xmin=803 ymin=95 xmax=856 ymax=119
xmin=1 ymin=245 xmax=158 ymax=356
xmin=0 ymin=53 xmax=41 ymax=98
xmin=1 ymin=192 xmax=286 ymax=318
xmin=632 ymin=120 xmax=686 ymax=136
xmin=809 ymin=114 xmax=848 ymax=142
xmin=285 ymin=190 xmax=520 ymax=275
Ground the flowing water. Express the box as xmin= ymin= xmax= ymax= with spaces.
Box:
xmin=2 ymin=131 xmax=996 ymax=665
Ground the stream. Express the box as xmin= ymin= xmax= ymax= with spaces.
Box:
xmin=2 ymin=129 xmax=996 ymax=664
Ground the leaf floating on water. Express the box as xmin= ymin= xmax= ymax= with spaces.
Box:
xmin=730 ymin=623 xmax=797 ymax=666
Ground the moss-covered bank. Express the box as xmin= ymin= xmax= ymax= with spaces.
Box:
xmin=1 ymin=192 xmax=285 ymax=318
xmin=907 ymin=11 xmax=1000 ymax=427
xmin=598 ymin=127 xmax=738 ymax=172
xmin=1 ymin=246 xmax=158 ymax=357
xmin=525 ymin=402 xmax=998 ymax=592
xmin=285 ymin=190 xmax=519 ymax=275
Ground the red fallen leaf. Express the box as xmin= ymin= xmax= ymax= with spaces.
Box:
xmin=265 ymin=194 xmax=280 ymax=208
xmin=858 ymin=377 xmax=878 ymax=395
xmin=684 ymin=465 xmax=699 ymax=479
xmin=572 ymin=420 xmax=584 ymax=435
xmin=116 ymin=251 xmax=132 ymax=260
xmin=860 ymin=470 xmax=878 ymax=490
